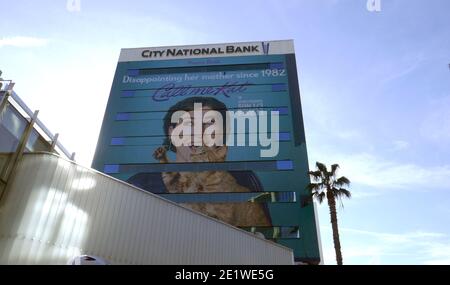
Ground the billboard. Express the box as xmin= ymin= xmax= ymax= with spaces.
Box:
xmin=92 ymin=40 xmax=321 ymax=264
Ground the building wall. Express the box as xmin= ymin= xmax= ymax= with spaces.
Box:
xmin=0 ymin=153 xmax=293 ymax=264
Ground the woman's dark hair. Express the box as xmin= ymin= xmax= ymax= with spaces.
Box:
xmin=163 ymin=96 xmax=228 ymax=152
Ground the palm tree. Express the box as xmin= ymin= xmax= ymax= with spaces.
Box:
xmin=307 ymin=162 xmax=351 ymax=265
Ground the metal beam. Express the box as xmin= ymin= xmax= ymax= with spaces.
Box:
xmin=0 ymin=110 xmax=39 ymax=200
xmin=50 ymin=133 xmax=59 ymax=151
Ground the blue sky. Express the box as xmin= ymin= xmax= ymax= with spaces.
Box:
xmin=1 ymin=0 xmax=450 ymax=264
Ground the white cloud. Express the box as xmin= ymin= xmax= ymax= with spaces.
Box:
xmin=423 ymin=259 xmax=450 ymax=265
xmin=321 ymin=226 xmax=450 ymax=265
xmin=422 ymin=242 xmax=450 ymax=265
xmin=381 ymin=52 xmax=427 ymax=84
xmin=0 ymin=36 xmax=49 ymax=48
xmin=350 ymin=191 xmax=381 ymax=199
xmin=311 ymin=152 xmax=450 ymax=190
xmin=339 ymin=228 xmax=445 ymax=243
xmin=392 ymin=140 xmax=409 ymax=151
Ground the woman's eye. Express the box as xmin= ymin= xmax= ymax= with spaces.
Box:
xmin=203 ymin=118 xmax=215 ymax=125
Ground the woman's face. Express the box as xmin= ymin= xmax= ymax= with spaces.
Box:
xmin=168 ymin=105 xmax=224 ymax=162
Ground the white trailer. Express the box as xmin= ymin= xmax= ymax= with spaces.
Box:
xmin=0 ymin=152 xmax=293 ymax=265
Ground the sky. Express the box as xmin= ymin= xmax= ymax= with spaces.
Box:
xmin=1 ymin=0 xmax=450 ymax=264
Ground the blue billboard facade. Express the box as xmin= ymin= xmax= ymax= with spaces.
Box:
xmin=92 ymin=40 xmax=321 ymax=264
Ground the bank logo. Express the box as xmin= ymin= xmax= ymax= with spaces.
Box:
xmin=261 ymin=42 xmax=270 ymax=55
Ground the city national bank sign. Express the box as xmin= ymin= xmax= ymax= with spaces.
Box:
xmin=136 ymin=42 xmax=271 ymax=60
xmin=141 ymin=44 xmax=262 ymax=58
xmin=92 ymin=40 xmax=322 ymax=264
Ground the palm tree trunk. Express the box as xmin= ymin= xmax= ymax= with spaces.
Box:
xmin=327 ymin=190 xmax=343 ymax=265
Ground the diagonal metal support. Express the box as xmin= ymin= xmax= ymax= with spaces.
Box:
xmin=50 ymin=133 xmax=59 ymax=151
xmin=0 ymin=110 xmax=39 ymax=200
xmin=0 ymin=92 xmax=10 ymax=123
xmin=0 ymin=82 xmax=15 ymax=124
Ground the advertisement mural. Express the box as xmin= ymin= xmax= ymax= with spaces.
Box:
xmin=92 ymin=40 xmax=321 ymax=263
